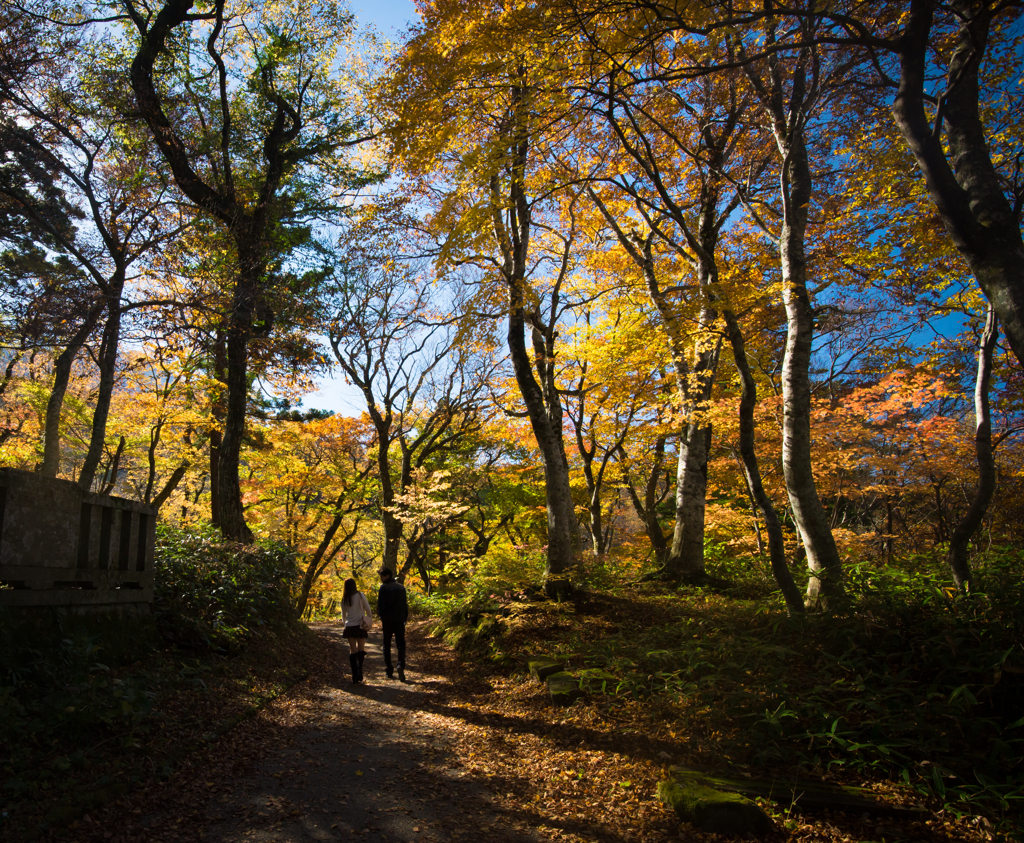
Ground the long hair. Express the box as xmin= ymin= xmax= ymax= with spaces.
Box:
xmin=342 ymin=578 xmax=358 ymax=608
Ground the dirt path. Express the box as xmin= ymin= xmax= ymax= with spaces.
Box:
xmin=47 ymin=620 xmax=989 ymax=843
xmin=182 ymin=622 xmax=544 ymax=843
xmin=49 ymin=621 xmax=972 ymax=843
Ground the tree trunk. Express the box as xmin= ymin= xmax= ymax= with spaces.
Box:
xmin=152 ymin=462 xmax=189 ymax=509
xmin=99 ymin=435 xmax=126 ymax=494
xmin=623 ymin=436 xmax=670 ymax=561
xmin=495 ymin=101 xmax=579 ymax=598
xmin=207 ymin=428 xmax=221 ymax=524
xmin=294 ymin=494 xmax=357 ymax=618
xmin=216 ymin=306 xmax=253 ymax=542
xmin=641 ymin=237 xmax=720 ymax=581
xmin=946 ymin=306 xmax=998 ymax=592
xmin=641 ymin=504 xmax=669 ymax=560
xmin=668 ymin=423 xmax=712 ymax=579
xmin=40 ymin=346 xmax=79 ymax=478
xmin=507 ymin=295 xmax=579 ymax=587
xmin=367 ymin=408 xmax=402 ymax=574
xmin=586 ymin=190 xmax=721 ymax=580
xmin=78 ymin=292 xmax=124 ymax=491
xmin=891 ymin=0 xmax=1024 ymax=371
xmin=40 ymin=304 xmax=104 ymax=477
xmin=379 ymin=465 xmax=403 ymax=576
xmin=293 ymin=539 xmax=343 ymax=619
xmin=723 ymin=309 xmax=805 ymax=614
xmin=397 ymin=544 xmax=417 ymax=581
xmin=573 ymin=406 xmax=624 ymax=557
xmin=933 ymin=478 xmax=947 ymax=544
xmin=574 ymin=418 xmax=604 ymax=555
xmin=416 ymin=556 xmax=433 ymax=595
xmin=208 ymin=332 xmax=227 ymax=525
xmin=144 ymin=419 xmax=164 ymax=503
xmin=776 ymin=128 xmax=844 ymax=608
xmin=586 ymin=482 xmax=606 ymax=555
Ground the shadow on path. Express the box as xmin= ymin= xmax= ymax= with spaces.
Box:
xmin=187 ymin=623 xmax=544 ymax=843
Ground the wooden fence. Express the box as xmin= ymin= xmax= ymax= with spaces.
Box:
xmin=0 ymin=468 xmax=156 ymax=610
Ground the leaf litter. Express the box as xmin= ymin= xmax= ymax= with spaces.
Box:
xmin=31 ymin=619 xmax=998 ymax=843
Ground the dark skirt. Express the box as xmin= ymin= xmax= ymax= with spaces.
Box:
xmin=343 ymin=625 xmax=368 ymax=639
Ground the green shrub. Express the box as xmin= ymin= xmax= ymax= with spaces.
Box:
xmin=410 ymin=582 xmax=516 ymax=660
xmin=412 ymin=543 xmax=545 ymax=647
xmin=702 ymin=541 xmax=787 ymax=598
xmin=153 ymin=524 xmax=299 ymax=651
xmin=408 ymin=589 xmax=465 ymax=618
xmin=576 ymin=547 xmax=661 ymax=593
xmin=470 ymin=543 xmax=546 ymax=598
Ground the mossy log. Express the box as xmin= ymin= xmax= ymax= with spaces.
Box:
xmin=668 ymin=767 xmax=926 ymax=818
xmin=657 ymin=778 xmax=773 ymax=836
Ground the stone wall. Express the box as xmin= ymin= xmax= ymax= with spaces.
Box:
xmin=0 ymin=468 xmax=156 ymax=609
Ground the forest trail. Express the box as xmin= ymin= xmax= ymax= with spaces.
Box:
xmin=48 ymin=621 xmax=978 ymax=843
xmin=179 ymin=622 xmax=547 ymax=843
xmin=54 ymin=622 xmax=682 ymax=843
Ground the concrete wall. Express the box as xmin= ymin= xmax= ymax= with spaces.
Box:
xmin=0 ymin=468 xmax=156 ymax=609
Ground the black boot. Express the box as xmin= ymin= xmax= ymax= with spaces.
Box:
xmin=357 ymin=651 xmax=366 ymax=682
xmin=349 ymin=653 xmax=359 ymax=684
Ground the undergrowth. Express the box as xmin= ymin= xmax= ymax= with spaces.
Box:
xmin=153 ymin=523 xmax=299 ymax=651
xmin=0 ymin=525 xmax=304 ymax=838
xmin=422 ymin=544 xmax=1024 ymax=830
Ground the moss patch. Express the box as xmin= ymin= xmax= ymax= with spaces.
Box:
xmin=528 ymin=656 xmax=564 ymax=682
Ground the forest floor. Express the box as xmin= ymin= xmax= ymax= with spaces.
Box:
xmin=34 ymin=619 xmax=1001 ymax=843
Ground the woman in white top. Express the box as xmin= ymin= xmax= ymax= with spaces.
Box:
xmin=341 ymin=578 xmax=372 ymax=684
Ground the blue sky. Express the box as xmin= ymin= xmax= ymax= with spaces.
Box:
xmin=354 ymin=0 xmax=418 ymax=37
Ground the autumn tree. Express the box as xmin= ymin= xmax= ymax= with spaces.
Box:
xmin=328 ymin=244 xmax=494 ymax=583
xmin=707 ymin=7 xmax=855 ymax=606
xmin=243 ymin=414 xmax=376 ymax=617
xmin=139 ymin=214 xmax=338 ymax=525
xmin=559 ymin=306 xmax=662 ymax=556
xmin=0 ymin=5 xmax=187 ymax=487
xmin=384 ymin=2 xmax=594 ymax=595
xmin=516 ymin=13 xmax=797 ymax=605
xmin=579 ymin=69 xmax=742 ymax=580
xmin=123 ymin=0 xmax=376 ymax=540
xmin=459 ymin=431 xmax=542 ymax=560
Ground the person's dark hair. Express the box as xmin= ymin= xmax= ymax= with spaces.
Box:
xmin=342 ymin=578 xmax=358 ymax=607
xmin=379 ymin=567 xmax=393 ymax=579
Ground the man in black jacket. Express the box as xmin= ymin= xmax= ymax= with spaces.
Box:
xmin=377 ymin=567 xmax=409 ymax=681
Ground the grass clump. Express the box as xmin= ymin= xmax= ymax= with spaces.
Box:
xmin=411 ymin=591 xmax=509 ymax=656
xmin=412 ymin=544 xmax=552 ymax=664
